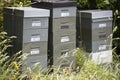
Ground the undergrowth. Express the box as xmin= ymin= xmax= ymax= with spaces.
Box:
xmin=0 ymin=31 xmax=120 ymax=80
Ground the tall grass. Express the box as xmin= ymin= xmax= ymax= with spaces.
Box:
xmin=19 ymin=49 xmax=120 ymax=80
xmin=0 ymin=31 xmax=22 ymax=80
xmin=0 ymin=31 xmax=120 ymax=80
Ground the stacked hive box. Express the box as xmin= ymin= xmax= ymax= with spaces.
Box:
xmin=4 ymin=7 xmax=50 ymax=70
xmin=78 ymin=10 xmax=112 ymax=64
xmin=31 ymin=1 xmax=77 ymax=68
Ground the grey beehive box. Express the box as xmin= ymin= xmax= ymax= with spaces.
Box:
xmin=4 ymin=7 xmax=50 ymax=71
xmin=31 ymin=1 xmax=77 ymax=68
xmin=78 ymin=10 xmax=112 ymax=53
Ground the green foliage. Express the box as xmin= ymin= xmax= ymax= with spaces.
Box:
xmin=75 ymin=48 xmax=86 ymax=68
xmin=74 ymin=0 xmax=116 ymax=9
xmin=75 ymin=0 xmax=88 ymax=9
xmin=112 ymin=49 xmax=120 ymax=79
xmin=15 ymin=49 xmax=120 ymax=80
xmin=113 ymin=4 xmax=120 ymax=54
xmin=0 ymin=31 xmax=22 ymax=80
xmin=79 ymin=61 xmax=118 ymax=80
xmin=0 ymin=33 xmax=120 ymax=80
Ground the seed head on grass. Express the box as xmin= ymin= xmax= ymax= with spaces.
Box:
xmin=13 ymin=61 xmax=19 ymax=70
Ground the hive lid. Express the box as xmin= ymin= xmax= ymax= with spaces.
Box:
xmin=79 ymin=10 xmax=112 ymax=19
xmin=14 ymin=7 xmax=50 ymax=17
